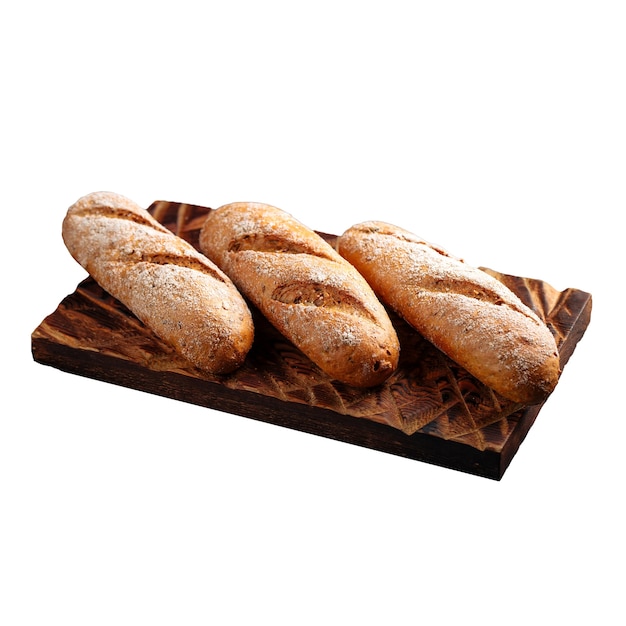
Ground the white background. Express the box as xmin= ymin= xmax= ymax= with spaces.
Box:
xmin=2 ymin=2 xmax=624 ymax=624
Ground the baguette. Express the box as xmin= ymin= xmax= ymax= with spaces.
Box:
xmin=199 ymin=203 xmax=400 ymax=387
xmin=337 ymin=221 xmax=560 ymax=405
xmin=62 ymin=191 xmax=254 ymax=374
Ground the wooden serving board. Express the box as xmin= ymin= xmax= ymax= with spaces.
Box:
xmin=31 ymin=201 xmax=592 ymax=479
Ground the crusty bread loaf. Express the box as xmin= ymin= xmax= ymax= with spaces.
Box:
xmin=199 ymin=203 xmax=400 ymax=387
xmin=337 ymin=221 xmax=560 ymax=405
xmin=62 ymin=191 xmax=254 ymax=374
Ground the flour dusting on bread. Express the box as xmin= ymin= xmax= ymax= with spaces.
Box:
xmin=199 ymin=203 xmax=400 ymax=388
xmin=337 ymin=220 xmax=560 ymax=404
xmin=62 ymin=192 xmax=254 ymax=375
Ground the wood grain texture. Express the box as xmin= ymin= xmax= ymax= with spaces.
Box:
xmin=31 ymin=201 xmax=592 ymax=479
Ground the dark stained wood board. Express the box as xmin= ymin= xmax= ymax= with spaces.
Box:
xmin=31 ymin=201 xmax=593 ymax=479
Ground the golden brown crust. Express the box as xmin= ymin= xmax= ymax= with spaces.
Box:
xmin=199 ymin=203 xmax=400 ymax=387
xmin=62 ymin=191 xmax=254 ymax=374
xmin=337 ymin=221 xmax=560 ymax=404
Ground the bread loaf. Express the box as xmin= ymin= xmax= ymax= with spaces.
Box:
xmin=199 ymin=203 xmax=400 ymax=387
xmin=337 ymin=221 xmax=560 ymax=404
xmin=62 ymin=191 xmax=254 ymax=374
